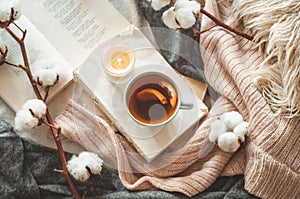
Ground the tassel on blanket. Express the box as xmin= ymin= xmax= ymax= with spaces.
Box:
xmin=232 ymin=0 xmax=300 ymax=117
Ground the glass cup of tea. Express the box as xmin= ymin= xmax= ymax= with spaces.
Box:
xmin=124 ymin=72 xmax=193 ymax=127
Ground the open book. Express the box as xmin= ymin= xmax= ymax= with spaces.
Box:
xmin=0 ymin=0 xmax=208 ymax=162
xmin=0 ymin=0 xmax=130 ymax=111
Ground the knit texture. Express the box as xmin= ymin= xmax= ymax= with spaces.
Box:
xmin=231 ymin=0 xmax=300 ymax=117
xmin=54 ymin=0 xmax=300 ymax=198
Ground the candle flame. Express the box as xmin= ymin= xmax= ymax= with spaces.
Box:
xmin=111 ymin=51 xmax=130 ymax=69
xmin=117 ymin=57 xmax=122 ymax=64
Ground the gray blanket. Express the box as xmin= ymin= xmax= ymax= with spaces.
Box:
xmin=0 ymin=120 xmax=258 ymax=198
xmin=0 ymin=0 xmax=258 ymax=198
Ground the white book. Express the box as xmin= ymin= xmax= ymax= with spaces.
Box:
xmin=76 ymin=28 xmax=208 ymax=162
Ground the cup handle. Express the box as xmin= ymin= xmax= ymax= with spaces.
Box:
xmin=179 ymin=102 xmax=194 ymax=110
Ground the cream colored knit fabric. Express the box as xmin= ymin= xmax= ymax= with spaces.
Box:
xmin=231 ymin=0 xmax=300 ymax=117
xmin=55 ymin=0 xmax=300 ymax=198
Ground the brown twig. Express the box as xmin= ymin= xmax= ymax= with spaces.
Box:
xmin=13 ymin=21 xmax=24 ymax=32
xmin=43 ymin=86 xmax=51 ymax=102
xmin=170 ymin=0 xmax=175 ymax=6
xmin=54 ymin=169 xmax=64 ymax=173
xmin=196 ymin=0 xmax=206 ymax=8
xmin=5 ymin=26 xmax=81 ymax=199
xmin=2 ymin=61 xmax=28 ymax=71
xmin=192 ymin=25 xmax=217 ymax=36
xmin=82 ymin=180 xmax=90 ymax=199
xmin=200 ymin=8 xmax=253 ymax=41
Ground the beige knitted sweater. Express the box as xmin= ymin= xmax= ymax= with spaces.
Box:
xmin=55 ymin=0 xmax=300 ymax=198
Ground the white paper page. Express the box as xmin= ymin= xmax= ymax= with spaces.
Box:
xmin=0 ymin=16 xmax=73 ymax=111
xmin=22 ymin=0 xmax=130 ymax=67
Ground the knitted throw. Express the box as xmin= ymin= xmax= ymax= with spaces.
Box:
xmin=54 ymin=1 xmax=300 ymax=198
xmin=231 ymin=0 xmax=300 ymax=117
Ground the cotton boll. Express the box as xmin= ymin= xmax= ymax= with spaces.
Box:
xmin=67 ymin=152 xmax=104 ymax=181
xmin=67 ymin=155 xmax=81 ymax=172
xmin=208 ymin=119 xmax=228 ymax=142
xmin=14 ymin=109 xmax=39 ymax=131
xmin=175 ymin=8 xmax=196 ymax=29
xmin=31 ymin=60 xmax=62 ymax=86
xmin=11 ymin=0 xmax=22 ymax=20
xmin=67 ymin=155 xmax=90 ymax=182
xmin=0 ymin=38 xmax=7 ymax=61
xmin=151 ymin=0 xmax=170 ymax=11
xmin=22 ymin=99 xmax=47 ymax=118
xmin=0 ymin=38 xmax=7 ymax=53
xmin=78 ymin=152 xmax=103 ymax=175
xmin=33 ymin=69 xmax=59 ymax=86
xmin=0 ymin=5 xmax=11 ymax=23
xmin=217 ymin=132 xmax=240 ymax=153
xmin=0 ymin=0 xmax=22 ymax=22
xmin=221 ymin=111 xmax=244 ymax=130
xmin=162 ymin=7 xmax=181 ymax=29
xmin=175 ymin=0 xmax=201 ymax=14
xmin=71 ymin=168 xmax=90 ymax=182
xmin=233 ymin=121 xmax=249 ymax=142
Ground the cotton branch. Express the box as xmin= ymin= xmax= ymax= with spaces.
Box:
xmin=162 ymin=0 xmax=253 ymax=41
xmin=200 ymin=8 xmax=253 ymax=41
xmin=5 ymin=25 xmax=81 ymax=199
xmin=192 ymin=25 xmax=217 ymax=36
xmin=2 ymin=61 xmax=27 ymax=71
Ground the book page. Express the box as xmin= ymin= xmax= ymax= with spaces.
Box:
xmin=1 ymin=0 xmax=130 ymax=111
xmin=22 ymin=0 xmax=130 ymax=67
xmin=0 ymin=16 xmax=73 ymax=111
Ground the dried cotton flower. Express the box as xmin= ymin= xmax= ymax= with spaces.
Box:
xmin=0 ymin=0 xmax=22 ymax=24
xmin=78 ymin=152 xmax=103 ymax=175
xmin=217 ymin=132 xmax=240 ymax=153
xmin=31 ymin=60 xmax=62 ymax=86
xmin=175 ymin=8 xmax=196 ymax=29
xmin=0 ymin=5 xmax=11 ymax=23
xmin=208 ymin=111 xmax=249 ymax=153
xmin=221 ymin=111 xmax=244 ymax=130
xmin=162 ymin=7 xmax=181 ymax=29
xmin=233 ymin=121 xmax=249 ymax=142
xmin=67 ymin=151 xmax=103 ymax=181
xmin=14 ymin=109 xmax=39 ymax=131
xmin=10 ymin=0 xmax=21 ymax=20
xmin=0 ymin=38 xmax=7 ymax=62
xmin=22 ymin=99 xmax=47 ymax=118
xmin=14 ymin=99 xmax=47 ymax=131
xmin=67 ymin=155 xmax=90 ymax=182
xmin=150 ymin=0 xmax=171 ymax=11
xmin=208 ymin=119 xmax=228 ymax=142
xmin=0 ymin=38 xmax=6 ymax=53
xmin=175 ymin=0 xmax=201 ymax=15
xmin=161 ymin=0 xmax=201 ymax=29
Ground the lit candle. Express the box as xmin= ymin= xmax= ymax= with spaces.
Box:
xmin=101 ymin=44 xmax=136 ymax=79
xmin=111 ymin=51 xmax=130 ymax=69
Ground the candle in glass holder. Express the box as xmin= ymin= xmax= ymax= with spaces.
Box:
xmin=101 ymin=44 xmax=135 ymax=79
xmin=111 ymin=51 xmax=131 ymax=69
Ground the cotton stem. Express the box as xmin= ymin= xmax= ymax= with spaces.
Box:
xmin=200 ymin=8 xmax=253 ymax=41
xmin=4 ymin=27 xmax=81 ymax=199
xmin=2 ymin=61 xmax=28 ymax=71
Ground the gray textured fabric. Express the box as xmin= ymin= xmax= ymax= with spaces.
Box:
xmin=0 ymin=120 xmax=258 ymax=198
